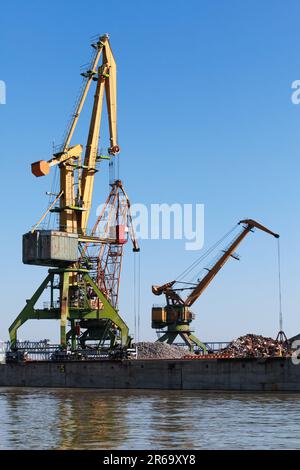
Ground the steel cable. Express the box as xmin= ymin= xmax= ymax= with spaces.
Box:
xmin=176 ymin=224 xmax=239 ymax=283
xmin=277 ymin=238 xmax=283 ymax=331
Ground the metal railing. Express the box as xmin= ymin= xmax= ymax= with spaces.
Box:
xmin=204 ymin=341 xmax=230 ymax=352
xmin=4 ymin=340 xmax=116 ymax=362
xmin=43 ymin=301 xmax=60 ymax=310
xmin=2 ymin=339 xmax=231 ymax=362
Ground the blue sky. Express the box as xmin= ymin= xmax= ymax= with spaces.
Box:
xmin=0 ymin=0 xmax=299 ymax=344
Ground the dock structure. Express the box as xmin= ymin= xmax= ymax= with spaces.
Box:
xmin=1 ymin=357 xmax=299 ymax=391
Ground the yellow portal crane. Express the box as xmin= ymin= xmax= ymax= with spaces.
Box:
xmin=10 ymin=35 xmax=137 ymax=352
xmin=152 ymin=219 xmax=279 ymax=352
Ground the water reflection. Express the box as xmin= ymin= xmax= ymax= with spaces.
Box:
xmin=1 ymin=388 xmax=300 ymax=449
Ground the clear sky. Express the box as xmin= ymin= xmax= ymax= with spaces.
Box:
xmin=0 ymin=0 xmax=299 ymax=344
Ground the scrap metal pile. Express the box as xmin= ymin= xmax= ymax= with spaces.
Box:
xmin=136 ymin=342 xmax=187 ymax=359
xmin=220 ymin=334 xmax=290 ymax=358
xmin=135 ymin=335 xmax=291 ymax=360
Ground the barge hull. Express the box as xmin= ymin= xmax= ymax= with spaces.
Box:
xmin=0 ymin=357 xmax=299 ymax=391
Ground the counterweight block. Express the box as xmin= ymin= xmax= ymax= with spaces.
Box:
xmin=23 ymin=230 xmax=78 ymax=267
xmin=31 ymin=160 xmax=50 ymax=177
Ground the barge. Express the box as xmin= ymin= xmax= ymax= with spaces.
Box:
xmin=1 ymin=356 xmax=299 ymax=391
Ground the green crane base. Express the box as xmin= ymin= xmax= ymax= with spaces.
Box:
xmin=9 ymin=269 xmax=130 ymax=351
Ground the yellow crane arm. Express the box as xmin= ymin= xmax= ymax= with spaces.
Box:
xmin=62 ymin=38 xmax=107 ymax=153
xmin=30 ymin=35 xmax=119 ymax=236
xmin=31 ymin=36 xmax=108 ymax=178
xmin=31 ymin=144 xmax=83 ymax=177
xmin=80 ymin=36 xmax=119 ymax=234
xmin=184 ymin=219 xmax=279 ymax=307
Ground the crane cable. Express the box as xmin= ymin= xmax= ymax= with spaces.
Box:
xmin=134 ymin=253 xmax=137 ymax=342
xmin=46 ymin=165 xmax=59 ymax=230
xmin=176 ymin=224 xmax=239 ymax=283
xmin=189 ymin=224 xmax=248 ymax=284
xmin=133 ymin=250 xmax=141 ymax=343
xmin=138 ymin=251 xmax=141 ymax=342
xmin=109 ymin=154 xmax=120 ymax=184
xmin=277 ymin=237 xmax=283 ymax=331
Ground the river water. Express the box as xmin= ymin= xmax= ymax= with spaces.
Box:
xmin=1 ymin=387 xmax=300 ymax=449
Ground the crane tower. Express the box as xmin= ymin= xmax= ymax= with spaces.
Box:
xmin=9 ymin=35 xmax=139 ymax=353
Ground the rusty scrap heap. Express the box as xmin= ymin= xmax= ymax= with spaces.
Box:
xmin=221 ymin=334 xmax=290 ymax=358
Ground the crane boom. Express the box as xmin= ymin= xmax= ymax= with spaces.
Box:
xmin=63 ymin=38 xmax=106 ymax=152
xmin=184 ymin=219 xmax=279 ymax=307
xmin=30 ymin=34 xmax=119 ymax=235
xmin=80 ymin=37 xmax=119 ymax=233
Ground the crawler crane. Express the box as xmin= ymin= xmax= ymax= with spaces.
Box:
xmin=9 ymin=35 xmax=139 ymax=353
xmin=152 ymin=219 xmax=279 ymax=352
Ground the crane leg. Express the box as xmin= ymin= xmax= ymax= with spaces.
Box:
xmin=60 ymin=271 xmax=70 ymax=348
xmin=82 ymin=274 xmax=131 ymax=348
xmin=9 ymin=273 xmax=53 ymax=348
xmin=66 ymin=322 xmax=77 ymax=350
xmin=180 ymin=332 xmax=207 ymax=353
xmin=157 ymin=332 xmax=178 ymax=345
